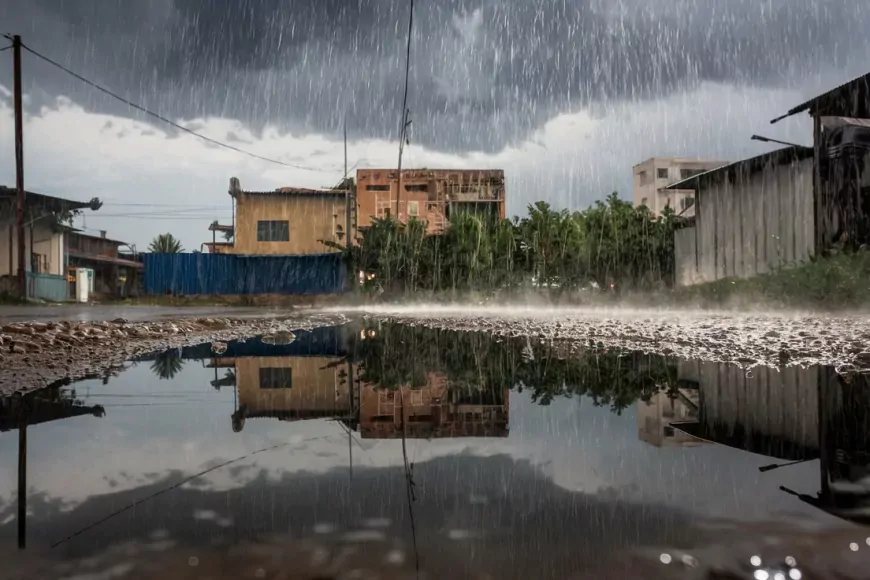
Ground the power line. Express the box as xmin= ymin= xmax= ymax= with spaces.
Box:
xmin=19 ymin=41 xmax=340 ymax=174
xmin=394 ymin=0 xmax=415 ymax=216
xmin=0 ymin=45 xmax=11 ymax=53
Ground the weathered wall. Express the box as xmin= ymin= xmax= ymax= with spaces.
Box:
xmin=677 ymin=156 xmax=814 ymax=286
xmin=233 ymin=193 xmax=348 ymax=255
xmin=681 ymin=360 xmax=821 ymax=453
xmin=674 ymin=226 xmax=699 ymax=287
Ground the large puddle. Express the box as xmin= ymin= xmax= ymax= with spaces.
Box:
xmin=1 ymin=319 xmax=869 ymax=579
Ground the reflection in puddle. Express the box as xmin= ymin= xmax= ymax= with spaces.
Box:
xmin=1 ymin=320 xmax=869 ymax=578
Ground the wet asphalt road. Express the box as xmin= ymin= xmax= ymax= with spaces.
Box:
xmin=0 ymin=305 xmax=287 ymax=323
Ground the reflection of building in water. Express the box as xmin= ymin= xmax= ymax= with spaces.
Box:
xmin=356 ymin=372 xmax=509 ymax=439
xmin=636 ymin=391 xmax=704 ymax=448
xmin=667 ymin=359 xmax=870 ymax=524
xmin=215 ymin=355 xmax=349 ymax=432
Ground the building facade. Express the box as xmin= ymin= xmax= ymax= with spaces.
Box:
xmin=632 ymin=158 xmax=729 ymax=217
xmin=356 ymin=168 xmax=506 ymax=234
xmin=228 ymin=178 xmax=349 ymax=255
xmin=0 ymin=187 xmax=96 ymax=301
xmin=68 ymin=231 xmax=143 ymax=297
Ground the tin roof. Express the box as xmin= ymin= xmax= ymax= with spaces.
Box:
xmin=0 ymin=186 xmax=95 ymax=212
xmin=771 ymin=71 xmax=870 ymax=124
xmin=665 ymin=146 xmax=813 ymax=191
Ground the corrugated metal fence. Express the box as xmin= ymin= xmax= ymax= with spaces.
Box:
xmin=143 ymin=253 xmax=347 ymax=295
xmin=27 ymin=272 xmax=68 ymax=302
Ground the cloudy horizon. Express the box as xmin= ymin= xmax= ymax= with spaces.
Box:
xmin=1 ymin=0 xmax=868 ymax=250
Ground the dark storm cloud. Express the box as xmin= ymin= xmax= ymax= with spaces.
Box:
xmin=1 ymin=0 xmax=868 ymax=152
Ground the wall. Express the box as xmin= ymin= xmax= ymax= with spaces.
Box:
xmin=681 ymin=360 xmax=821 ymax=455
xmin=356 ymin=169 xmax=506 ymax=234
xmin=143 ymin=252 xmax=347 ymax=295
xmin=233 ymin=192 xmax=348 ymax=255
xmin=0 ymin=220 xmax=64 ymax=277
xmin=673 ymin=226 xmax=699 ymax=287
xmin=69 ymin=234 xmax=121 ymax=258
xmin=677 ymin=156 xmax=814 ymax=286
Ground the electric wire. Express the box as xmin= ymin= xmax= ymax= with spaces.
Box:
xmin=19 ymin=41 xmax=339 ymax=174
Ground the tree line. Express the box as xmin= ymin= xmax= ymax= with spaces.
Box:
xmin=333 ymin=193 xmax=677 ymax=295
xmin=352 ymin=320 xmax=679 ymax=414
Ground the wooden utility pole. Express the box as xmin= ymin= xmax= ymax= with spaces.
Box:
xmin=12 ymin=35 xmax=26 ymax=299
xmin=344 ymin=123 xmax=353 ymax=248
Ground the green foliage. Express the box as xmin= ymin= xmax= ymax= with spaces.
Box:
xmin=339 ymin=193 xmax=676 ymax=295
xmin=148 ymin=233 xmax=184 ymax=254
xmin=351 ymin=321 xmax=679 ymax=414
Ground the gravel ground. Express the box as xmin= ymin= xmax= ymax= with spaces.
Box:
xmin=345 ymin=304 xmax=870 ymax=373
xmin=0 ymin=312 xmax=348 ymax=396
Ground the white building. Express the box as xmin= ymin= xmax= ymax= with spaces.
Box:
xmin=632 ymin=158 xmax=729 ymax=217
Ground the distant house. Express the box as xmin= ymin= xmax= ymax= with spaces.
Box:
xmin=631 ymin=158 xmax=729 ymax=217
xmin=68 ymin=231 xmax=143 ymax=297
xmin=225 ymin=177 xmax=349 ymax=255
xmin=0 ymin=186 xmax=98 ymax=301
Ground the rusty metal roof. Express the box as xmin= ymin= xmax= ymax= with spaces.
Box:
xmin=0 ymin=186 xmax=94 ymax=212
xmin=771 ymin=71 xmax=870 ymax=124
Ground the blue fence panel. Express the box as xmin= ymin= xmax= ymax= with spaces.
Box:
xmin=27 ymin=272 xmax=68 ymax=302
xmin=143 ymin=252 xmax=347 ymax=295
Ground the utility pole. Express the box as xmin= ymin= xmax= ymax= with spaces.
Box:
xmin=344 ymin=122 xmax=352 ymax=249
xmin=12 ymin=35 xmax=26 ymax=299
xmin=395 ymin=0 xmax=414 ymax=219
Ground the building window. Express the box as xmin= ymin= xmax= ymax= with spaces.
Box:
xmin=407 ymin=201 xmax=420 ymax=217
xmin=259 ymin=367 xmax=292 ymax=389
xmin=405 ymin=184 xmax=428 ymax=192
xmin=657 ymin=168 xmax=669 ymax=179
xmin=257 ymin=220 xmax=290 ymax=242
xmin=680 ymin=168 xmax=703 ymax=180
xmin=366 ymin=184 xmax=390 ymax=191
xmin=680 ymin=197 xmax=695 ymax=210
xmin=639 ymin=170 xmax=651 ymax=186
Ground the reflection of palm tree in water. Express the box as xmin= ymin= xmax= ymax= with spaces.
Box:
xmin=149 ymin=349 xmax=184 ymax=380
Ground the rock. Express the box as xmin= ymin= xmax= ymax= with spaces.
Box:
xmin=111 ymin=318 xmax=129 ymax=325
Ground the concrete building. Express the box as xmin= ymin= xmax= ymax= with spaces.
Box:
xmin=636 ymin=389 xmax=705 ymax=448
xmin=668 ymin=147 xmax=815 ymax=287
xmin=632 ymin=158 xmax=729 ymax=217
xmin=356 ymin=168 xmax=506 ymax=234
xmin=226 ymin=177 xmax=349 ymax=255
xmin=0 ymin=187 xmax=98 ymax=301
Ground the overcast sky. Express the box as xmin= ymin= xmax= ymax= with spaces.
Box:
xmin=1 ymin=0 xmax=868 ymax=250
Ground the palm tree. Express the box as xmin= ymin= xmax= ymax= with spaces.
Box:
xmin=149 ymin=349 xmax=185 ymax=380
xmin=148 ymin=233 xmax=184 ymax=253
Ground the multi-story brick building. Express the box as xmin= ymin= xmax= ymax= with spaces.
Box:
xmin=355 ymin=168 xmax=506 ymax=234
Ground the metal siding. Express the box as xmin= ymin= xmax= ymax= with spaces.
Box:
xmin=674 ymin=227 xmax=698 ymax=287
xmin=26 ymin=272 xmax=68 ymax=302
xmin=144 ymin=253 xmax=347 ymax=295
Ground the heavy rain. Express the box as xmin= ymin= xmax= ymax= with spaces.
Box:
xmin=1 ymin=1 xmax=870 ymax=578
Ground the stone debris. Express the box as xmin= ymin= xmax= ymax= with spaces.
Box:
xmin=0 ymin=313 xmax=347 ymax=396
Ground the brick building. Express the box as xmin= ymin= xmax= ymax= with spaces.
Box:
xmin=355 ymin=169 xmax=506 ymax=234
